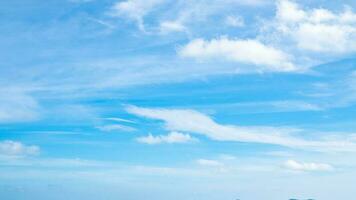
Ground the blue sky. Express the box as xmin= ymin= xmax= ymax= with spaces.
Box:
xmin=1 ymin=0 xmax=356 ymax=199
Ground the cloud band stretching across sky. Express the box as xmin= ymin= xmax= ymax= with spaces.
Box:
xmin=126 ymin=105 xmax=356 ymax=152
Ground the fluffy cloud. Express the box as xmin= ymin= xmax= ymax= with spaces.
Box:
xmin=284 ymin=160 xmax=333 ymax=172
xmin=126 ymin=105 xmax=356 ymax=151
xmin=0 ymin=140 xmax=40 ymax=156
xmin=179 ymin=38 xmax=296 ymax=72
xmin=273 ymin=0 xmax=356 ymax=54
xmin=136 ymin=131 xmax=195 ymax=144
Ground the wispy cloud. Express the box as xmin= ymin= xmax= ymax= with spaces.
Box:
xmin=105 ymin=117 xmax=136 ymax=124
xmin=96 ymin=124 xmax=136 ymax=132
xmin=87 ymin=17 xmax=116 ymax=30
xmin=126 ymin=105 xmax=356 ymax=152
xmin=136 ymin=131 xmax=196 ymax=144
xmin=110 ymin=0 xmax=164 ymax=31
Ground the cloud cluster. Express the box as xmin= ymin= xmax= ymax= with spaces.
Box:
xmin=177 ymin=0 xmax=356 ymax=72
xmin=273 ymin=0 xmax=356 ymax=54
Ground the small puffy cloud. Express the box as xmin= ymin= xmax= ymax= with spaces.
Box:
xmin=0 ymin=141 xmax=40 ymax=156
xmin=136 ymin=131 xmax=196 ymax=145
xmin=284 ymin=159 xmax=333 ymax=172
xmin=225 ymin=15 xmax=245 ymax=27
xmin=178 ymin=37 xmax=296 ymax=72
xmin=273 ymin=0 xmax=356 ymax=54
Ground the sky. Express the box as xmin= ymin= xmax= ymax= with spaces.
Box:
xmin=1 ymin=0 xmax=356 ymax=199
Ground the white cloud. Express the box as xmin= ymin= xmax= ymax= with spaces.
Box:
xmin=273 ymin=0 xmax=356 ymax=54
xmin=159 ymin=20 xmax=186 ymax=34
xmin=126 ymin=105 xmax=356 ymax=152
xmin=111 ymin=0 xmax=164 ymax=31
xmin=136 ymin=131 xmax=196 ymax=144
xmin=295 ymin=23 xmax=355 ymax=53
xmin=0 ymin=141 xmax=40 ymax=156
xmin=284 ymin=159 xmax=333 ymax=172
xmin=178 ymin=37 xmax=296 ymax=72
xmin=276 ymin=0 xmax=306 ymax=23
